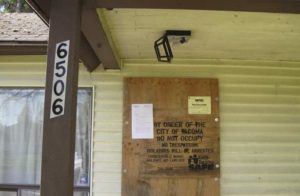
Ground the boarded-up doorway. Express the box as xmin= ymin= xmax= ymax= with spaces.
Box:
xmin=123 ymin=77 xmax=220 ymax=196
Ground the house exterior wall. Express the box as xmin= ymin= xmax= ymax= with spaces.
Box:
xmin=1 ymin=56 xmax=300 ymax=196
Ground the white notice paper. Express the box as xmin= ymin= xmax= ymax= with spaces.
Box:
xmin=131 ymin=104 xmax=154 ymax=139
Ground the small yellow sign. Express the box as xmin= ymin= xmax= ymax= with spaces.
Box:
xmin=188 ymin=96 xmax=211 ymax=114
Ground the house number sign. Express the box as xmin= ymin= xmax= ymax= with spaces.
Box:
xmin=50 ymin=40 xmax=70 ymax=118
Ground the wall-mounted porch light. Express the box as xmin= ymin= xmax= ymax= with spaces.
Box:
xmin=154 ymin=30 xmax=191 ymax=63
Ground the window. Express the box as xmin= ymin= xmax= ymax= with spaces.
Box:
xmin=0 ymin=88 xmax=92 ymax=196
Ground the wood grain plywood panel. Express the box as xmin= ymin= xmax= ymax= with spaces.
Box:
xmin=123 ymin=77 xmax=220 ymax=196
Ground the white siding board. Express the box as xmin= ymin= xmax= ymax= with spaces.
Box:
xmin=91 ymin=68 xmax=123 ymax=196
xmin=93 ymin=141 xmax=122 ymax=153
xmin=94 ymin=102 xmax=122 ymax=112
xmin=93 ymin=172 xmax=121 ymax=183
xmin=223 ymin=173 xmax=300 ymax=182
xmin=93 ymin=151 xmax=122 ymax=162
xmin=94 ymin=87 xmax=122 ymax=102
xmin=92 ymin=184 xmax=120 ymax=194
xmin=222 ymin=95 xmax=300 ymax=105
xmin=94 ymin=111 xmax=122 ymax=122
xmin=223 ymin=154 xmax=300 ymax=163
xmin=93 ymin=132 xmax=122 ymax=142
xmin=93 ymin=162 xmax=121 ymax=173
xmin=93 ymin=122 xmax=122 ymax=132
xmin=92 ymin=193 xmax=120 ymax=196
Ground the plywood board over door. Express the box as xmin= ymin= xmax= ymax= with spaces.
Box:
xmin=123 ymin=77 xmax=220 ymax=196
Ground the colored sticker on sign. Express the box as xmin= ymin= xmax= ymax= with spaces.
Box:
xmin=188 ymin=96 xmax=211 ymax=115
xmin=50 ymin=40 xmax=70 ymax=118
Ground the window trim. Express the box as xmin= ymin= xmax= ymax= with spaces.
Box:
xmin=0 ymin=86 xmax=94 ymax=196
xmin=0 ymin=184 xmax=90 ymax=193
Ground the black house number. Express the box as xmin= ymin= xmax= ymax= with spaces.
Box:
xmin=50 ymin=40 xmax=70 ymax=118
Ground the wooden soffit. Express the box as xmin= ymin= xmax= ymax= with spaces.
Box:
xmin=25 ymin=0 xmax=300 ymax=71
xmin=26 ymin=0 xmax=119 ymax=71
xmin=96 ymin=0 xmax=300 ymax=14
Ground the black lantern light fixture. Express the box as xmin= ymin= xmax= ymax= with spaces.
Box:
xmin=154 ymin=30 xmax=191 ymax=63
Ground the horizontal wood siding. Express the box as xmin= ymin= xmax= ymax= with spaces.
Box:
xmin=1 ymin=56 xmax=300 ymax=195
xmin=92 ymin=73 xmax=123 ymax=196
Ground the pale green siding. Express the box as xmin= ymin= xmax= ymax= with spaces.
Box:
xmin=1 ymin=56 xmax=300 ymax=195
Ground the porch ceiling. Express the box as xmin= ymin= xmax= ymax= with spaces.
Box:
xmin=24 ymin=0 xmax=300 ymax=70
xmin=99 ymin=9 xmax=300 ymax=62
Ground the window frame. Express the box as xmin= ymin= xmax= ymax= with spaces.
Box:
xmin=0 ymin=86 xmax=94 ymax=196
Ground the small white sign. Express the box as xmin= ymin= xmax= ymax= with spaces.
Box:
xmin=131 ymin=104 xmax=154 ymax=139
xmin=188 ymin=96 xmax=212 ymax=115
xmin=50 ymin=40 xmax=70 ymax=118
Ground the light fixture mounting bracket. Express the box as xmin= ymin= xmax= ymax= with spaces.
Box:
xmin=154 ymin=30 xmax=191 ymax=63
